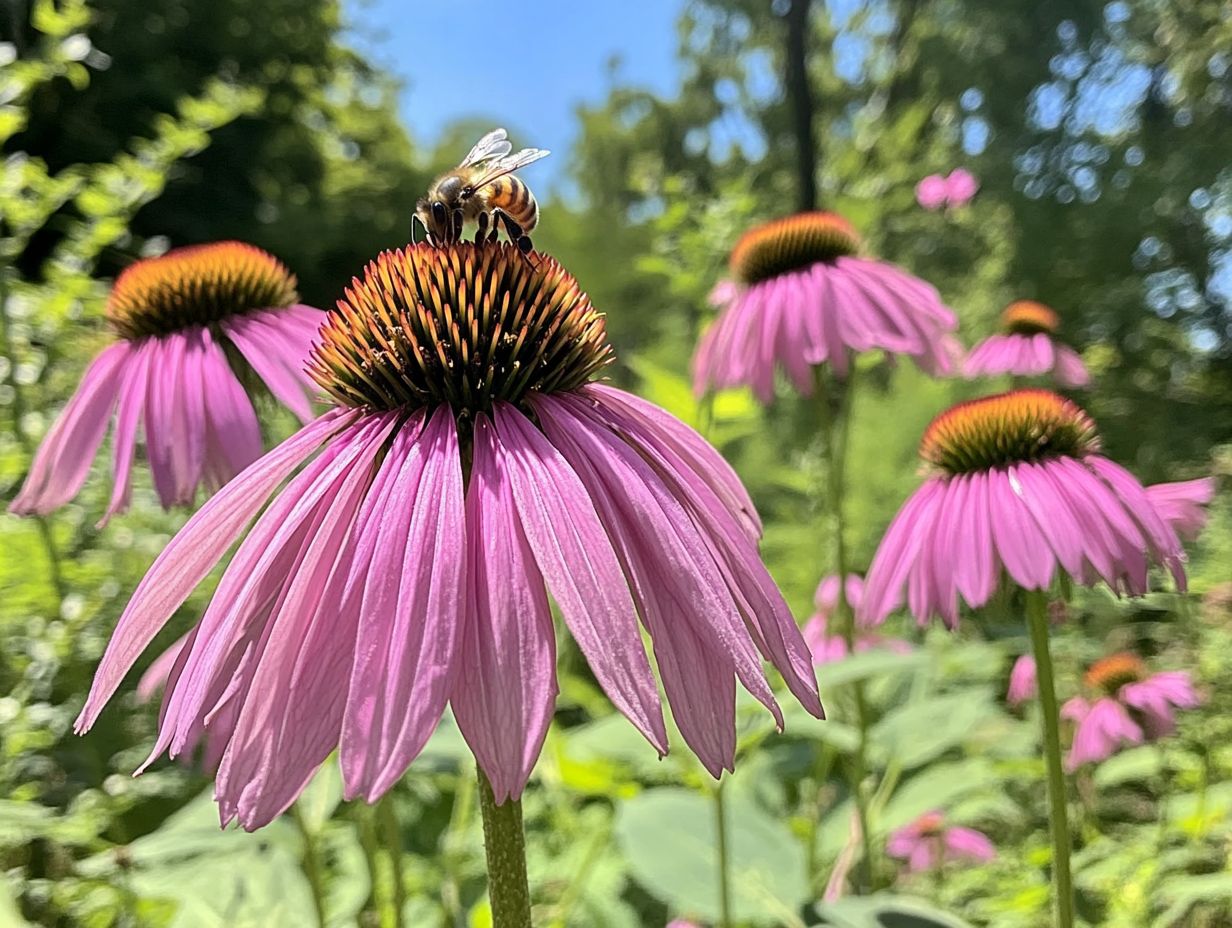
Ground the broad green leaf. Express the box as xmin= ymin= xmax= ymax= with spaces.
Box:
xmin=812 ymin=894 xmax=978 ymax=928
xmin=870 ymin=690 xmax=998 ymax=768
xmin=614 ymin=787 xmax=808 ymax=925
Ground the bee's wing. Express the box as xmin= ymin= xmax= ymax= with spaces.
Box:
xmin=459 ymin=128 xmax=512 ymax=168
xmin=468 ymin=148 xmax=551 ymax=189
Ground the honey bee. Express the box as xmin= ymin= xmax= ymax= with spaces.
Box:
xmin=414 ymin=128 xmax=550 ymax=253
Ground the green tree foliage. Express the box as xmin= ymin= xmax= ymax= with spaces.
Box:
xmin=6 ymin=0 xmax=427 ymax=305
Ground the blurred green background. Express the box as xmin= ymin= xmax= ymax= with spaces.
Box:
xmin=2 ymin=0 xmax=1230 ymax=925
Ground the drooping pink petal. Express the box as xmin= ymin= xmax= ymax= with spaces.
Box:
xmin=135 ymin=631 xmax=192 ymax=703
xmin=988 ymin=467 xmax=1056 ymax=591
xmin=945 ymin=826 xmax=995 ymax=861
xmin=491 ymin=402 xmax=668 ymax=754
xmin=1067 ymin=697 xmax=1143 ymax=769
xmin=151 ymin=413 xmax=398 ymax=766
xmin=10 ymin=341 xmax=130 ymax=515
xmin=74 ymin=408 xmax=357 ymax=733
xmin=341 ymin=407 xmax=467 ymax=802
xmin=199 ymin=326 xmax=263 ymax=489
xmin=1121 ymin=671 xmax=1200 ymax=740
xmin=212 ymin=414 xmax=393 ymax=829
xmin=99 ymin=339 xmax=154 ymax=525
xmin=221 ymin=310 xmax=318 ymax=422
xmin=1006 ymin=655 xmax=1037 ymax=707
xmin=583 ymin=384 xmax=762 ymax=539
xmin=1086 ymin=456 xmax=1186 ymax=592
xmin=143 ymin=332 xmax=191 ymax=507
xmin=452 ymin=414 xmax=557 ymax=803
xmin=1146 ymin=477 xmax=1217 ymax=542
xmin=1052 ymin=344 xmax=1090 ymax=387
xmin=538 ymin=393 xmax=787 ymax=774
xmin=861 ymin=480 xmax=947 ymax=624
xmin=581 ymin=392 xmax=823 ymax=719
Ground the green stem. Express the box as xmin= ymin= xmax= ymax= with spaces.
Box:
xmin=813 ymin=367 xmax=874 ymax=892
xmin=354 ymin=805 xmax=382 ymax=928
xmin=477 ymin=768 xmax=532 ymax=928
xmin=292 ymin=805 xmax=329 ymax=928
xmin=1026 ymin=589 xmax=1075 ymax=928
xmin=714 ymin=780 xmax=734 ymax=928
xmin=379 ymin=793 xmax=406 ymax=928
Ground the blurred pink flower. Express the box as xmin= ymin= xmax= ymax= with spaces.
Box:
xmin=9 ymin=243 xmax=323 ymax=522
xmin=804 ymin=573 xmax=910 ymax=664
xmin=887 ymin=811 xmax=995 ymax=872
xmin=915 ymin=175 xmax=949 ymax=210
xmin=915 ymin=170 xmax=979 ymax=210
xmin=814 ymin=573 xmax=866 ymax=619
xmin=1146 ymin=477 xmax=1217 ymax=541
xmin=667 ymin=921 xmax=702 ymax=928
xmin=693 ymin=212 xmax=958 ymax=403
xmin=963 ymin=300 xmax=1089 ymax=388
xmin=1063 ymin=653 xmax=1200 ymax=769
xmin=862 ymin=390 xmax=1185 ymax=628
xmin=1007 ymin=655 xmax=1037 ymax=707
xmin=75 ymin=243 xmax=823 ymax=830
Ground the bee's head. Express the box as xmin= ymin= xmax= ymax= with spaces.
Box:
xmin=415 ymin=196 xmax=453 ymax=243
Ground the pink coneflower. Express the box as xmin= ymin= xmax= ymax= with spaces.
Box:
xmin=1063 ymin=653 xmax=1200 ymax=769
xmin=1146 ymin=477 xmax=1217 ymax=541
xmin=1007 ymin=655 xmax=1037 ymax=707
xmin=886 ymin=811 xmax=995 ymax=872
xmin=802 ymin=573 xmax=910 ymax=664
xmin=10 ymin=243 xmax=323 ymax=521
xmin=915 ymin=169 xmax=979 ymax=210
xmin=692 ymin=212 xmax=958 ymax=402
xmin=74 ymin=241 xmax=823 ymax=830
xmin=962 ymin=300 xmax=1089 ymax=388
xmin=861 ymin=389 xmax=1186 ymax=628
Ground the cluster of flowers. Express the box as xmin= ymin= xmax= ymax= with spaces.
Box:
xmin=8 ymin=178 xmax=1214 ymax=926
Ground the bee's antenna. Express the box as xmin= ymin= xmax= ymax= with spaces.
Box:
xmin=411 ymin=214 xmax=427 ymax=246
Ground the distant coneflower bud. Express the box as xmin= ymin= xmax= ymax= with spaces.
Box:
xmin=76 ymin=240 xmax=823 ymax=830
xmin=694 ymin=211 xmax=959 ymax=403
xmin=10 ymin=242 xmax=324 ymax=520
xmin=962 ymin=299 xmax=1090 ymax=388
xmin=862 ymin=389 xmax=1185 ymax=628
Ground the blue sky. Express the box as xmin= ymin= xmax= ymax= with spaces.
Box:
xmin=346 ymin=0 xmax=686 ymax=189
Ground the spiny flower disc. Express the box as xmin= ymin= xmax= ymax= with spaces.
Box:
xmin=309 ymin=242 xmax=613 ymax=415
xmin=1001 ymin=300 xmax=1059 ymax=335
xmin=730 ymin=211 xmax=861 ymax=286
xmin=914 ymin=811 xmax=945 ymax=835
xmin=1084 ymin=653 xmax=1147 ymax=694
xmin=920 ymin=389 xmax=1100 ymax=476
xmin=107 ymin=242 xmax=298 ymax=340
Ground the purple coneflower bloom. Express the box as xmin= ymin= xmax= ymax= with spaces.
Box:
xmin=75 ymin=242 xmax=823 ymax=829
xmin=1063 ymin=653 xmax=1200 ymax=769
xmin=1007 ymin=655 xmax=1037 ymax=707
xmin=1146 ymin=477 xmax=1217 ymax=541
xmin=915 ymin=169 xmax=979 ymax=210
xmin=10 ymin=243 xmax=323 ymax=521
xmin=692 ymin=212 xmax=959 ymax=402
xmin=802 ymin=573 xmax=910 ymax=665
xmin=963 ymin=300 xmax=1089 ymax=388
xmin=886 ymin=811 xmax=995 ymax=872
xmin=861 ymin=390 xmax=1186 ymax=628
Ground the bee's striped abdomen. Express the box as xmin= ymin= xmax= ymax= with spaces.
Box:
xmin=485 ymin=176 xmax=539 ymax=232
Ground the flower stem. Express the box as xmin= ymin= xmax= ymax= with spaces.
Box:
xmin=378 ymin=793 xmax=406 ymax=928
xmin=291 ymin=804 xmax=329 ymax=928
xmin=714 ymin=780 xmax=734 ymax=928
xmin=477 ymin=768 xmax=532 ymax=928
xmin=814 ymin=367 xmax=874 ymax=892
xmin=1026 ymin=589 xmax=1075 ymax=928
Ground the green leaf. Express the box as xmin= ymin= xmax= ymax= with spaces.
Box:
xmin=614 ymin=787 xmax=808 ymax=925
xmin=1092 ymin=746 xmax=1164 ymax=788
xmin=812 ymin=894 xmax=978 ymax=928
xmin=880 ymin=759 xmax=1000 ymax=832
xmin=815 ymin=648 xmax=929 ymax=690
xmin=869 ymin=690 xmax=997 ymax=768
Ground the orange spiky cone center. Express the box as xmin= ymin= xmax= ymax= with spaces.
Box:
xmin=1001 ymin=300 xmax=1060 ymax=336
xmin=1084 ymin=653 xmax=1147 ymax=695
xmin=920 ymin=389 xmax=1100 ymax=475
xmin=309 ymin=241 xmax=613 ymax=415
xmin=730 ymin=211 xmax=861 ymax=285
xmin=106 ymin=242 xmax=298 ymax=339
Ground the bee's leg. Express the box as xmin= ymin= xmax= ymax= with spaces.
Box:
xmin=451 ymin=207 xmax=465 ymax=243
xmin=430 ymin=202 xmax=450 ymax=243
xmin=494 ymin=209 xmax=534 ymax=256
xmin=474 ymin=210 xmax=489 ymax=244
